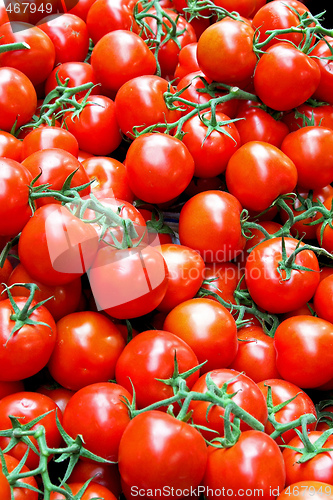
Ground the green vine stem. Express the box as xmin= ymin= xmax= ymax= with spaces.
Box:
xmin=0 ymin=41 xmax=30 ymax=53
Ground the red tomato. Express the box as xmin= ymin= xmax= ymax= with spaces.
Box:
xmin=245 ymin=237 xmax=320 ymax=314
xmin=114 ymin=75 xmax=181 ymax=138
xmin=281 ymin=126 xmax=333 ymax=190
xmin=88 ymin=244 xmax=168 ymax=319
xmin=48 ymin=311 xmax=125 ymax=391
xmin=137 ymin=208 xmax=173 ymax=247
xmin=37 ymin=386 xmax=74 ymax=415
xmin=0 ymin=392 xmax=62 ymax=470
xmin=163 ymin=298 xmax=238 ymax=374
xmin=257 ymin=378 xmax=317 ymax=445
xmin=0 ymin=258 xmax=12 ymax=297
xmin=82 ymin=156 xmax=134 ymax=202
xmin=203 ymin=431 xmax=286 ymax=500
xmin=7 ymin=263 xmax=82 ymax=322
xmin=0 ymin=469 xmax=10 ymax=500
xmin=189 ymin=369 xmax=268 ymax=440
xmin=0 ymin=22 xmax=55 ymax=85
xmin=178 ymin=191 xmax=246 ymax=263
xmin=63 ymin=382 xmax=132 ymax=461
xmin=91 ymin=30 xmax=156 ymax=96
xmin=22 ymin=148 xmax=91 ymax=206
xmin=0 ymin=131 xmax=23 ymax=162
xmin=226 ymin=141 xmax=297 ymax=212
xmin=69 ymin=461 xmax=121 ymax=498
xmin=37 ymin=13 xmax=89 ymax=64
xmin=277 ymin=482 xmax=333 ymax=500
xmin=50 ymin=482 xmax=117 ymax=500
xmin=68 ymin=0 xmax=96 ymax=20
xmin=86 ymin=0 xmax=138 ymax=44
xmin=125 ymin=133 xmax=195 ymax=204
xmin=18 ymin=204 xmax=99 ymax=286
xmin=197 ymin=18 xmax=257 ymax=85
xmin=316 ymin=195 xmax=333 ymax=253
xmin=63 ymin=95 xmax=122 ymax=155
xmin=0 ymin=295 xmax=57 ymax=381
xmin=201 ymin=261 xmax=243 ymax=304
xmin=154 ymin=244 xmax=205 ymax=312
xmin=229 ymin=326 xmax=280 ymax=382
xmin=282 ymin=103 xmax=333 ymax=132
xmin=115 ymin=329 xmax=200 ymax=409
xmin=0 ymin=67 xmax=37 ymax=132
xmin=254 ymin=43 xmax=320 ymax=111
xmin=21 ymin=126 xmax=79 ymax=159
xmin=235 ymin=101 xmax=289 ymax=147
xmin=118 ymin=411 xmax=208 ymax=497
xmin=173 ymin=42 xmax=200 ymax=81
xmin=44 ymin=61 xmax=98 ymax=100
xmin=314 ymin=274 xmax=333 ymax=324
xmin=0 ymin=380 xmax=24 ymax=400
xmin=311 ymin=36 xmax=333 ymax=105
xmin=1 ymin=454 xmax=38 ymax=500
xmin=237 ymin=220 xmax=282 ymax=270
xmin=274 ymin=316 xmax=333 ymax=388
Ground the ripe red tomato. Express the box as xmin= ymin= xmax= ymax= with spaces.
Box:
xmin=197 ymin=18 xmax=257 ymax=85
xmin=311 ymin=36 xmax=333 ymax=105
xmin=257 ymin=378 xmax=317 ymax=445
xmin=0 ymin=380 xmax=24 ymax=400
xmin=91 ymin=30 xmax=156 ymax=96
xmin=0 ymin=469 xmax=10 ymax=500
xmin=18 ymin=204 xmax=99 ymax=286
xmin=114 ymin=75 xmax=181 ymax=138
xmin=37 ymin=386 xmax=74 ymax=415
xmin=63 ymin=95 xmax=122 ymax=155
xmin=178 ymin=190 xmax=246 ymax=263
xmin=0 ymin=131 xmax=23 ymax=162
xmin=49 ymin=482 xmax=117 ymax=500
xmin=48 ymin=311 xmax=125 ymax=391
xmin=316 ymin=195 xmax=333 ymax=253
xmin=0 ymin=22 xmax=55 ymax=85
xmin=201 ymin=261 xmax=243 ymax=304
xmin=203 ymin=431 xmax=286 ymax=500
xmin=0 ymin=295 xmax=57 ymax=381
xmin=314 ymin=274 xmax=333 ymax=324
xmin=254 ymin=43 xmax=321 ymax=111
xmin=0 ymin=67 xmax=37 ymax=132
xmin=245 ymin=237 xmax=320 ymax=314
xmin=69 ymin=460 xmax=121 ymax=498
xmin=125 ymin=133 xmax=195 ymax=204
xmin=1 ymin=453 xmax=38 ymax=500
xmin=63 ymin=382 xmax=132 ymax=461
xmin=118 ymin=411 xmax=208 ymax=496
xmin=37 ymin=13 xmax=89 ymax=64
xmin=281 ymin=126 xmax=333 ymax=190
xmin=189 ymin=369 xmax=268 ymax=440
xmin=154 ymin=244 xmax=205 ymax=312
xmin=163 ymin=298 xmax=238 ymax=373
xmin=44 ymin=61 xmax=99 ymax=100
xmin=0 ymin=392 xmax=62 ymax=470
xmin=226 ymin=141 xmax=298 ymax=212
xmin=86 ymin=0 xmax=138 ymax=44
xmin=21 ymin=126 xmax=79 ymax=159
xmin=173 ymin=42 xmax=200 ymax=81
xmin=88 ymin=244 xmax=168 ymax=319
xmin=274 ymin=316 xmax=333 ymax=388
xmin=282 ymin=103 xmax=333 ymax=132
xmin=115 ymin=329 xmax=200 ymax=409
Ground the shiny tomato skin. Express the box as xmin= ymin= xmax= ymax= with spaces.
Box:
xmin=125 ymin=133 xmax=195 ymax=204
xmin=0 ymin=67 xmax=37 ymax=132
xmin=44 ymin=61 xmax=99 ymax=100
xmin=118 ymin=411 xmax=208 ymax=496
xmin=37 ymin=13 xmax=89 ymax=64
xmin=282 ymin=103 xmax=333 ymax=132
xmin=115 ymin=329 xmax=199 ymax=410
xmin=0 ymin=297 xmax=57 ymax=381
xmin=88 ymin=244 xmax=168 ymax=319
xmin=173 ymin=42 xmax=200 ymax=81
xmin=63 ymin=382 xmax=132 ymax=461
xmin=7 ymin=263 xmax=82 ymax=322
xmin=229 ymin=326 xmax=280 ymax=382
xmin=189 ymin=369 xmax=268 ymax=440
xmin=281 ymin=126 xmax=333 ymax=190
xmin=21 ymin=126 xmax=79 ymax=159
xmin=155 ymin=244 xmax=205 ymax=312
xmin=0 ymin=158 xmax=33 ymax=237
xmin=254 ymin=43 xmax=321 ymax=111
xmin=201 ymin=261 xmax=243 ymax=305
xmin=179 ymin=191 xmax=246 ymax=263
xmin=226 ymin=141 xmax=298 ymax=212
xmin=0 ymin=469 xmax=10 ymax=500
xmin=197 ymin=18 xmax=257 ymax=84
xmin=245 ymin=238 xmax=320 ymax=314
xmin=91 ymin=30 xmax=156 ymax=96
xmin=0 ymin=392 xmax=62 ymax=470
xmin=18 ymin=204 xmax=99 ymax=286
xmin=0 ymin=22 xmax=55 ymax=86
xmin=311 ymin=36 xmax=333 ymax=105
xmin=63 ymin=95 xmax=122 ymax=155
xmin=277 ymin=482 xmax=333 ymax=500
xmin=274 ymin=316 xmax=333 ymax=388
xmin=0 ymin=131 xmax=23 ymax=162
xmin=69 ymin=461 xmax=121 ymax=498
xmin=82 ymin=156 xmax=134 ymax=202
xmin=257 ymin=378 xmax=317 ymax=445
xmin=114 ymin=75 xmax=181 ymax=138
xmin=163 ymin=298 xmax=238 ymax=374
xmin=203 ymin=431 xmax=286 ymax=500
xmin=49 ymin=482 xmax=117 ymax=500
xmin=314 ymin=274 xmax=333 ymax=324
xmin=37 ymin=386 xmax=74 ymax=415
xmin=316 ymin=195 xmax=333 ymax=253
xmin=2 ymin=454 xmax=38 ymax=500
xmin=48 ymin=311 xmax=125 ymax=391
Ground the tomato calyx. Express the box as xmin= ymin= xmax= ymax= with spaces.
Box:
xmin=1 ymin=283 xmax=54 ymax=344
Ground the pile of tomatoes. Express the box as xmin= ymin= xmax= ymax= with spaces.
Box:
xmin=1 ymin=0 xmax=333 ymax=498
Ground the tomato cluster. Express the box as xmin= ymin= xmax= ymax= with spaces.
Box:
xmin=1 ymin=0 xmax=333 ymax=498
